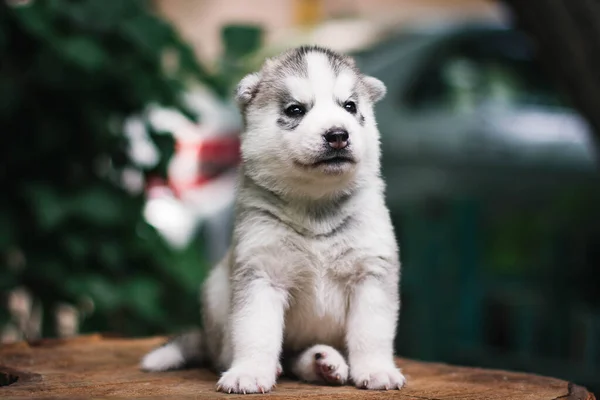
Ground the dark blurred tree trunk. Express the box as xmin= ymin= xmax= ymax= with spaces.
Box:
xmin=503 ymin=0 xmax=600 ymax=149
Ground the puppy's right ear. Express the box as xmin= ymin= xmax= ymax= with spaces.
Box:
xmin=235 ymin=72 xmax=261 ymax=107
xmin=363 ymin=75 xmax=387 ymax=103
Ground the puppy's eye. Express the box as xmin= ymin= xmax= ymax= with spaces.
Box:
xmin=344 ymin=101 xmax=357 ymax=114
xmin=284 ymin=104 xmax=306 ymax=117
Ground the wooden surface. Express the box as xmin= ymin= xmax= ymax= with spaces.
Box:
xmin=0 ymin=335 xmax=595 ymax=399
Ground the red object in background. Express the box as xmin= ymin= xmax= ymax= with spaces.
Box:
xmin=169 ymin=132 xmax=241 ymax=197
xmin=175 ymin=134 xmax=241 ymax=166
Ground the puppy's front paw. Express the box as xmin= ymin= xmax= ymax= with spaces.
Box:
xmin=351 ymin=361 xmax=406 ymax=390
xmin=216 ymin=364 xmax=277 ymax=394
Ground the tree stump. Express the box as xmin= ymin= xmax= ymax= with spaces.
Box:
xmin=0 ymin=335 xmax=595 ymax=399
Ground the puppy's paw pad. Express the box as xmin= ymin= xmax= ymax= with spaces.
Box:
xmin=292 ymin=345 xmax=349 ymax=385
xmin=353 ymin=366 xmax=406 ymax=390
xmin=216 ymin=365 xmax=277 ymax=394
xmin=314 ymin=351 xmax=348 ymax=384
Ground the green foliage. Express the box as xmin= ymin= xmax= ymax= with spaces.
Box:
xmin=0 ymin=0 xmax=217 ymax=338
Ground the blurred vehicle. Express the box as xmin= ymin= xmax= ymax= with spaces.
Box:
xmin=353 ymin=21 xmax=598 ymax=204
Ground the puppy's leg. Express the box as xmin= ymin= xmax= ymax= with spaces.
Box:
xmin=217 ymin=277 xmax=287 ymax=394
xmin=346 ymin=276 xmax=406 ymax=390
xmin=290 ymin=344 xmax=349 ymax=385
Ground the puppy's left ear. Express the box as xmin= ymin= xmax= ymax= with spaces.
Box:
xmin=235 ymin=72 xmax=261 ymax=107
xmin=363 ymin=75 xmax=387 ymax=103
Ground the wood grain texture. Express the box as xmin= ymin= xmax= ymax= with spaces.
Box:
xmin=0 ymin=335 xmax=595 ymax=399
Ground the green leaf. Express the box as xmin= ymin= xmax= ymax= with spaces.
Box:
xmin=26 ymin=185 xmax=66 ymax=231
xmin=0 ymin=209 xmax=14 ymax=249
xmin=124 ymin=277 xmax=162 ymax=321
xmin=0 ymin=77 xmax=22 ymax=117
xmin=58 ymin=37 xmax=107 ymax=71
xmin=12 ymin=3 xmax=55 ymax=39
xmin=119 ymin=14 xmax=171 ymax=58
xmin=62 ymin=235 xmax=89 ymax=262
xmin=98 ymin=241 xmax=123 ymax=270
xmin=60 ymin=0 xmax=135 ymax=32
xmin=66 ymin=275 xmax=122 ymax=311
xmin=69 ymin=187 xmax=127 ymax=227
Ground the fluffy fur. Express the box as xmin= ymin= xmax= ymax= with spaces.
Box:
xmin=141 ymin=45 xmax=405 ymax=394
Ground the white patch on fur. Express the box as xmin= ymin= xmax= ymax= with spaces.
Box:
xmin=306 ymin=52 xmax=337 ymax=104
xmin=286 ymin=52 xmax=364 ymax=177
xmin=333 ymin=70 xmax=356 ymax=102
xmin=140 ymin=342 xmax=185 ymax=372
xmin=284 ymin=76 xmax=313 ymax=105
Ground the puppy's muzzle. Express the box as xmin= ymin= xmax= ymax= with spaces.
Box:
xmin=324 ymin=128 xmax=349 ymax=150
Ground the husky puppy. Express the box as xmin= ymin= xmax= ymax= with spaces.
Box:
xmin=141 ymin=45 xmax=405 ymax=394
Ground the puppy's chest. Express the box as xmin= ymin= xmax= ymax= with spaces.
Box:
xmin=288 ymin=243 xmax=362 ymax=318
xmin=282 ymin=244 xmax=362 ymax=350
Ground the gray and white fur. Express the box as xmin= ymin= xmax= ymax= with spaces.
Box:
xmin=141 ymin=45 xmax=405 ymax=394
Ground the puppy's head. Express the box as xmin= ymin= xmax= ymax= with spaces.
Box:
xmin=236 ymin=46 xmax=386 ymax=199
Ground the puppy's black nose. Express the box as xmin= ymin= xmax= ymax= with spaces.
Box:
xmin=324 ymin=129 xmax=349 ymax=150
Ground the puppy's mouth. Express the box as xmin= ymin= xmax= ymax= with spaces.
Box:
xmin=294 ymin=153 xmax=356 ymax=170
xmin=312 ymin=155 xmax=355 ymax=166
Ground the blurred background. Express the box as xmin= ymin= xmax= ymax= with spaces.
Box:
xmin=1 ymin=0 xmax=599 ymax=394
